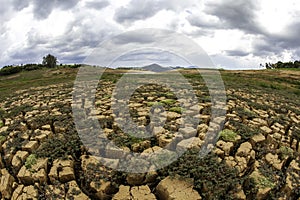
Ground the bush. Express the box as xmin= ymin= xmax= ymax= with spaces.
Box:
xmin=159 ymin=149 xmax=241 ymax=199
xmin=161 ymin=99 xmax=176 ymax=105
xmin=0 ymin=65 xmax=22 ymax=75
xmin=279 ymin=146 xmax=294 ymax=159
xmin=219 ymin=129 xmax=238 ymax=142
xmin=25 ymin=154 xmax=37 ymax=169
xmin=169 ymin=107 xmax=184 ymax=114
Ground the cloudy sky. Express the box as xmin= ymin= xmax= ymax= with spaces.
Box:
xmin=1 ymin=0 xmax=300 ymax=69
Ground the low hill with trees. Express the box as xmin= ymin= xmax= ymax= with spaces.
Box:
xmin=0 ymin=54 xmax=82 ymax=76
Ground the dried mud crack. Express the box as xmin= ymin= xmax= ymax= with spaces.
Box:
xmin=0 ymin=68 xmax=299 ymax=199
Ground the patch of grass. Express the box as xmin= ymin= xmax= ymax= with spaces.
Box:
xmin=234 ymin=107 xmax=257 ymax=119
xmin=229 ymin=120 xmax=260 ymax=142
xmin=0 ymin=120 xmax=3 ymax=128
xmin=35 ymin=127 xmax=82 ymax=162
xmin=109 ymin=132 xmax=147 ymax=151
xmin=169 ymin=107 xmax=184 ymax=114
xmin=159 ymin=149 xmax=241 ymax=199
xmin=0 ymin=135 xmax=6 ymax=144
xmin=161 ymin=99 xmax=176 ymax=105
xmin=6 ymin=104 xmax=33 ymax=118
xmin=256 ymin=175 xmax=276 ymax=189
xmin=25 ymin=154 xmax=37 ymax=170
xmin=165 ymin=92 xmax=174 ymax=98
xmin=0 ymin=68 xmax=77 ymax=101
xmin=219 ymin=129 xmax=238 ymax=142
xmin=279 ymin=146 xmax=294 ymax=159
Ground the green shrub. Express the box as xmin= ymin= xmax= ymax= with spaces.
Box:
xmin=159 ymin=149 xmax=241 ymax=199
xmin=25 ymin=154 xmax=37 ymax=169
xmin=219 ymin=129 xmax=238 ymax=142
xmin=0 ymin=65 xmax=22 ymax=75
xmin=35 ymin=125 xmax=82 ymax=162
xmin=0 ymin=135 xmax=6 ymax=144
xmin=234 ymin=107 xmax=257 ymax=119
xmin=279 ymin=146 xmax=293 ymax=159
xmin=256 ymin=175 xmax=276 ymax=189
xmin=6 ymin=104 xmax=33 ymax=118
xmin=169 ymin=107 xmax=184 ymax=114
xmin=161 ymin=99 xmax=176 ymax=105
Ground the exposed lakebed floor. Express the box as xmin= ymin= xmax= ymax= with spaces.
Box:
xmin=0 ymin=68 xmax=299 ymax=199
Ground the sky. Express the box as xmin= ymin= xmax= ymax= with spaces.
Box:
xmin=1 ymin=0 xmax=300 ymax=69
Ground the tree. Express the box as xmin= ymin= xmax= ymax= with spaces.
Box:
xmin=42 ymin=54 xmax=57 ymax=68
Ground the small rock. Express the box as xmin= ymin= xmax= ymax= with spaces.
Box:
xmin=167 ymin=112 xmax=181 ymax=121
xmin=158 ymin=135 xmax=173 ymax=147
xmin=17 ymin=166 xmax=34 ymax=185
xmin=216 ymin=140 xmax=234 ymax=156
xmin=265 ymin=153 xmax=282 ymax=170
xmin=12 ymin=150 xmax=29 ymax=170
xmin=22 ymin=140 xmax=39 ymax=153
xmin=90 ymin=180 xmax=114 ymax=199
xmin=250 ymin=133 xmax=266 ymax=147
xmin=113 ymin=185 xmax=131 ymax=200
xmin=22 ymin=185 xmax=38 ymax=199
xmin=11 ymin=184 xmax=24 ymax=200
xmin=66 ymin=180 xmax=89 ymax=200
xmin=156 ymin=176 xmax=201 ymax=200
xmin=41 ymin=124 xmax=51 ymax=131
xmin=45 ymin=184 xmax=65 ymax=199
xmin=236 ymin=142 xmax=253 ymax=157
xmin=273 ymin=133 xmax=282 ymax=140
xmin=235 ymin=156 xmax=247 ymax=173
xmin=179 ymin=127 xmax=197 ymax=138
xmin=0 ymin=171 xmax=15 ymax=199
xmin=106 ymin=143 xmax=127 ymax=159
xmin=176 ymin=137 xmax=202 ymax=153
xmin=131 ymin=185 xmax=156 ymax=200
xmin=152 ymin=127 xmax=165 ymax=136
xmin=225 ymin=156 xmax=237 ymax=168
xmin=49 ymin=158 xmax=75 ymax=183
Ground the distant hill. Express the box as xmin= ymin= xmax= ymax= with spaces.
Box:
xmin=141 ymin=63 xmax=172 ymax=72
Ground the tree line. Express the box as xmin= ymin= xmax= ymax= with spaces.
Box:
xmin=0 ymin=54 xmax=81 ymax=76
xmin=264 ymin=60 xmax=300 ymax=69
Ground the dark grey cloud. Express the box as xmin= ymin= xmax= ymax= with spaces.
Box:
xmin=85 ymin=0 xmax=109 ymax=10
xmin=11 ymin=0 xmax=30 ymax=11
xmin=188 ymin=0 xmax=264 ymax=35
xmin=114 ymin=0 xmax=194 ymax=24
xmin=32 ymin=0 xmax=79 ymax=20
xmin=225 ymin=50 xmax=250 ymax=57
xmin=114 ymin=0 xmax=161 ymax=24
xmin=187 ymin=14 xmax=222 ymax=29
xmin=188 ymin=0 xmax=300 ymax=60
xmin=206 ymin=0 xmax=263 ymax=34
xmin=252 ymin=20 xmax=300 ymax=56
xmin=112 ymin=31 xmax=156 ymax=45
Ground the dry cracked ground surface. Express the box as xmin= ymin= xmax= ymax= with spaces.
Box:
xmin=0 ymin=68 xmax=299 ymax=200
